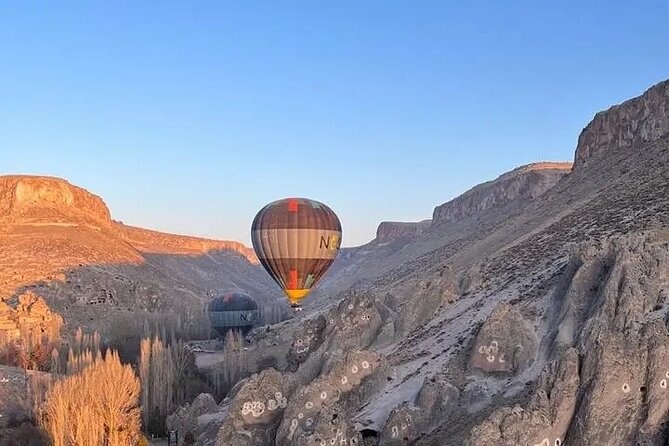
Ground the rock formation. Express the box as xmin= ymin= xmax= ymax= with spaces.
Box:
xmin=375 ymin=220 xmax=431 ymax=241
xmin=574 ymin=79 xmax=669 ymax=168
xmin=431 ymin=162 xmax=572 ymax=227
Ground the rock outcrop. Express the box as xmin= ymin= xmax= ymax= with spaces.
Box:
xmin=0 ymin=292 xmax=63 ymax=345
xmin=469 ymin=304 xmax=537 ymax=374
xmin=574 ymin=79 xmax=669 ymax=168
xmin=375 ymin=220 xmax=431 ymax=241
xmin=0 ymin=175 xmax=112 ymax=228
xmin=470 ymin=349 xmax=580 ymax=446
xmin=432 ymin=162 xmax=572 ymax=226
xmin=216 ymin=368 xmax=295 ymax=446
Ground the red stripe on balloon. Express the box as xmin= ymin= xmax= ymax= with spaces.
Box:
xmin=288 ymin=269 xmax=298 ymax=289
xmin=288 ymin=198 xmax=299 ymax=212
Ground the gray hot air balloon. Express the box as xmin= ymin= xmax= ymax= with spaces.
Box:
xmin=207 ymin=292 xmax=259 ymax=338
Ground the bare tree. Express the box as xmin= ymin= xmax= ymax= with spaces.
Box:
xmin=42 ymin=348 xmax=141 ymax=446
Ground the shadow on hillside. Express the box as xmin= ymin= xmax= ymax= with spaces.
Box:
xmin=3 ymin=249 xmax=292 ymax=361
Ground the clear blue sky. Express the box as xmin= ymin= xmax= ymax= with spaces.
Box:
xmin=1 ymin=1 xmax=668 ymax=246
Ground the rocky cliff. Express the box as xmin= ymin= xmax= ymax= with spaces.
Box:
xmin=0 ymin=175 xmax=112 ymax=229
xmin=432 ymin=162 xmax=572 ymax=226
xmin=375 ymin=220 xmax=431 ymax=241
xmin=0 ymin=175 xmax=275 ymax=344
xmin=575 ymin=79 xmax=669 ymax=168
xmin=116 ymin=224 xmax=257 ymax=263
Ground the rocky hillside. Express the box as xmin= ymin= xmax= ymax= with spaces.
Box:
xmin=0 ymin=175 xmax=278 ymax=342
xmin=319 ymin=162 xmax=572 ymax=301
xmin=177 ymin=78 xmax=669 ymax=446
xmin=431 ymin=162 xmax=572 ymax=226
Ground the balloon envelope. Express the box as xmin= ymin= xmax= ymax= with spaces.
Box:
xmin=251 ymin=198 xmax=342 ymax=305
xmin=207 ymin=292 xmax=259 ymax=337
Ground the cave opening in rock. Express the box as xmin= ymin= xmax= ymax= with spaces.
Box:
xmin=360 ymin=429 xmax=379 ymax=438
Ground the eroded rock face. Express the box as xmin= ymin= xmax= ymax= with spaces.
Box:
xmin=166 ymin=393 xmax=220 ymax=443
xmin=216 ymin=368 xmax=295 ymax=446
xmin=276 ymin=351 xmax=383 ymax=446
xmin=432 ymin=163 xmax=572 ymax=226
xmin=470 ymin=348 xmax=580 ymax=446
xmin=469 ymin=304 xmax=537 ymax=374
xmin=287 ymin=316 xmax=327 ymax=372
xmin=574 ymin=79 xmax=669 ymax=168
xmin=0 ymin=292 xmax=63 ymax=344
xmin=323 ymin=293 xmax=386 ymax=351
xmin=380 ymin=374 xmax=460 ymax=444
xmin=557 ymin=234 xmax=669 ymax=445
xmin=0 ymin=175 xmax=112 ymax=228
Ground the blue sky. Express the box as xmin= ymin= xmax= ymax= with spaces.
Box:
xmin=1 ymin=1 xmax=668 ymax=246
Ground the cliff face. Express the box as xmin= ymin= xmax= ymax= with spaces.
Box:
xmin=0 ymin=175 xmax=112 ymax=228
xmin=431 ymin=162 xmax=572 ymax=226
xmin=375 ymin=220 xmax=431 ymax=241
xmin=115 ymin=224 xmax=257 ymax=263
xmin=0 ymin=175 xmax=273 ymax=343
xmin=574 ymin=79 xmax=669 ymax=168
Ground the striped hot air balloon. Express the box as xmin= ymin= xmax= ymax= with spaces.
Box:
xmin=251 ymin=198 xmax=342 ymax=308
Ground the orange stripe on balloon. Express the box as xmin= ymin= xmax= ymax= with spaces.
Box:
xmin=288 ymin=198 xmax=299 ymax=212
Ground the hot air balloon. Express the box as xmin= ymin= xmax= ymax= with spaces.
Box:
xmin=207 ymin=292 xmax=259 ymax=338
xmin=251 ymin=198 xmax=342 ymax=309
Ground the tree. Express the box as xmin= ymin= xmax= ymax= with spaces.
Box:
xmin=41 ymin=348 xmax=141 ymax=446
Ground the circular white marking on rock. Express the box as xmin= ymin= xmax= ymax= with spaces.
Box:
xmin=298 ymin=412 xmax=304 ymax=419
xmin=661 ymin=379 xmax=667 ymax=389
xmin=305 ymin=401 xmax=314 ymax=409
xmin=320 ymin=391 xmax=328 ymax=399
xmin=622 ymin=382 xmax=630 ymax=393
xmin=362 ymin=361 xmax=370 ymax=369
xmin=341 ymin=376 xmax=348 ymax=384
xmin=291 ymin=419 xmax=298 ymax=428
xmin=351 ymin=365 xmax=359 ymax=374
xmin=348 ymin=304 xmax=354 ymax=310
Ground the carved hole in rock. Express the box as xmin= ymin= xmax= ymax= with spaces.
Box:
xmin=360 ymin=429 xmax=379 ymax=438
xmin=665 ymin=371 xmax=669 ymax=379
xmin=661 ymin=379 xmax=667 ymax=389
xmin=320 ymin=391 xmax=328 ymax=399
xmin=639 ymin=386 xmax=647 ymax=393
xmin=391 ymin=426 xmax=399 ymax=438
xmin=298 ymin=412 xmax=304 ymax=419
xmin=331 ymin=413 xmax=339 ymax=422
xmin=341 ymin=376 xmax=348 ymax=385
xmin=622 ymin=383 xmax=630 ymax=393
xmin=555 ymin=439 xmax=561 ymax=446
